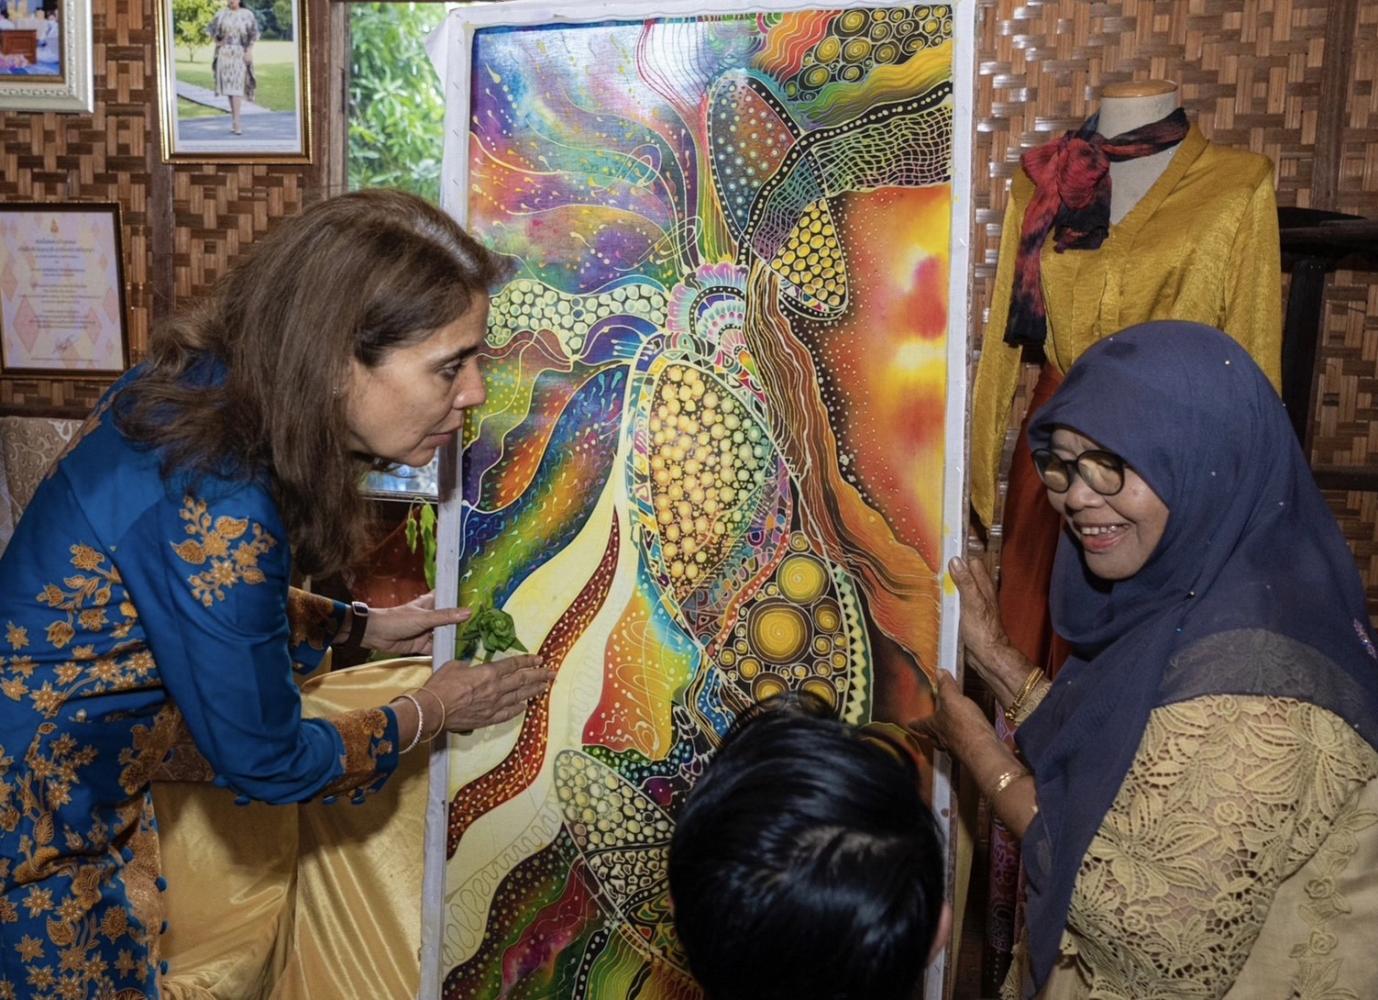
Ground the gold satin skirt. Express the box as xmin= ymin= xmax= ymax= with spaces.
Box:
xmin=155 ymin=659 xmax=432 ymax=1000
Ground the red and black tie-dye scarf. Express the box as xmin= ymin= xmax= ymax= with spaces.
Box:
xmin=1003 ymin=108 xmax=1190 ymax=348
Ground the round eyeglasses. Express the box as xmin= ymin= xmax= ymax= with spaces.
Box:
xmin=1031 ymin=448 xmax=1127 ymax=497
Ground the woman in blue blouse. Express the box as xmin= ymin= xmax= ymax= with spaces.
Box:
xmin=0 ymin=190 xmax=551 ymax=999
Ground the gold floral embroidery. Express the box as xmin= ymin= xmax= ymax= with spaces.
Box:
xmin=1062 ymin=697 xmax=1378 ymax=1000
xmin=116 ymin=797 xmax=164 ymax=979
xmin=117 ymin=704 xmax=212 ymax=792
xmin=0 ymin=744 xmax=17 ymax=833
xmin=10 ymin=722 xmax=98 ymax=885
xmin=170 ymin=496 xmax=276 ymax=607
xmin=30 ymin=544 xmax=137 ymax=692
xmin=321 ymin=707 xmax=394 ymax=797
xmin=10 ymin=650 xmax=154 ymax=721
xmin=287 ymin=588 xmax=339 ymax=652
xmin=4 ymin=549 xmax=147 ymax=724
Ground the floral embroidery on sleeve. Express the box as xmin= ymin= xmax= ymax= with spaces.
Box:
xmin=320 ymin=707 xmax=396 ymax=799
xmin=287 ymin=588 xmax=341 ymax=652
xmin=170 ymin=496 xmax=277 ymax=606
xmin=1287 ymin=786 xmax=1378 ymax=997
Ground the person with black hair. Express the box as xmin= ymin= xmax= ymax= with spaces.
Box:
xmin=669 ymin=695 xmax=950 ymax=1000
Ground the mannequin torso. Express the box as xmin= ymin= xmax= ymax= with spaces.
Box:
xmin=1099 ymin=80 xmax=1181 ymax=224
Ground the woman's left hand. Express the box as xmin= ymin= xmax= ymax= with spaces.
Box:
xmin=910 ymin=671 xmax=1001 ymax=765
xmin=361 ymin=592 xmax=471 ymax=656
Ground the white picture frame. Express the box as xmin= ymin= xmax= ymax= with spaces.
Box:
xmin=0 ymin=0 xmax=93 ymax=114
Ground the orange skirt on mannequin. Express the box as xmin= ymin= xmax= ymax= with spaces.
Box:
xmin=997 ymin=365 xmax=1072 ymax=675
xmin=985 ymin=364 xmax=1070 ymax=979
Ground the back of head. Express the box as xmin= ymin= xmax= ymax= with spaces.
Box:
xmin=669 ymin=696 xmax=944 ymax=1000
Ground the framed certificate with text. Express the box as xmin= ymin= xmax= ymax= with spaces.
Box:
xmin=0 ymin=203 xmax=130 ymax=378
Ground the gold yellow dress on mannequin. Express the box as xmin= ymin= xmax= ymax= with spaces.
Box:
xmin=969 ymin=123 xmax=1283 ymax=533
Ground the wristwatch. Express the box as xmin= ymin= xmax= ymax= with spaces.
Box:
xmin=344 ymin=600 xmax=369 ymax=648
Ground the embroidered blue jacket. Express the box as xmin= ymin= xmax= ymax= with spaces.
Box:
xmin=0 ymin=373 xmax=399 ymax=998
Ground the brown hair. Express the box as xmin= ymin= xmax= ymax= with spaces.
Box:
xmin=116 ymin=189 xmax=507 ymax=576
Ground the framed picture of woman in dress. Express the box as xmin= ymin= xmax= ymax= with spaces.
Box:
xmin=0 ymin=0 xmax=93 ymax=113
xmin=153 ymin=0 xmax=311 ymax=162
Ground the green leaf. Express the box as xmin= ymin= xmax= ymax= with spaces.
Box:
xmin=454 ymin=605 xmax=526 ymax=663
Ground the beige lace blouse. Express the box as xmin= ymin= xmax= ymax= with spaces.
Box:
xmin=1005 ymin=695 xmax=1378 ymax=1000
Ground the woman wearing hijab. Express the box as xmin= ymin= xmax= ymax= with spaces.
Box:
xmin=923 ymin=322 xmax=1378 ymax=998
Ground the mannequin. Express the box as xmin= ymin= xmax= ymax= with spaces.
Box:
xmin=969 ymin=82 xmax=1283 ymax=556
xmin=1100 ymin=80 xmax=1180 ymax=224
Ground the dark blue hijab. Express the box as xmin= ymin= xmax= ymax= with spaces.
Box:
xmin=1016 ymin=322 xmax=1378 ymax=991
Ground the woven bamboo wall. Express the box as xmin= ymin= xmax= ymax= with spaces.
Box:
xmin=971 ymin=0 xmax=1378 ymax=615
xmin=0 ymin=0 xmax=327 ymax=415
xmin=1319 ymin=0 xmax=1378 ymax=610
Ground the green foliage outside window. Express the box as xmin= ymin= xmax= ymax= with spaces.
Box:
xmin=348 ymin=3 xmax=450 ymax=203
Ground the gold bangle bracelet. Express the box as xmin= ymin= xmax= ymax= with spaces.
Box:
xmin=412 ymin=687 xmax=448 ymax=742
xmin=396 ymin=693 xmax=427 ymax=754
xmin=1003 ymin=667 xmax=1046 ymax=724
xmin=1016 ymin=678 xmax=1051 ymax=724
xmin=990 ymin=768 xmax=1027 ymax=798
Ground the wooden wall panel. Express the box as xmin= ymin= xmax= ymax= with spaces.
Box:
xmin=0 ymin=0 xmax=157 ymax=414
xmin=1317 ymin=0 xmax=1378 ymax=611
xmin=172 ymin=168 xmax=308 ymax=300
xmin=0 ymin=0 xmax=328 ymax=414
xmin=1336 ymin=0 xmax=1377 ymax=213
xmin=1326 ymin=488 xmax=1378 ymax=609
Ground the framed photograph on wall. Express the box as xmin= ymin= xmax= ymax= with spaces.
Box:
xmin=0 ymin=203 xmax=130 ymax=378
xmin=0 ymin=0 xmax=94 ymax=113
xmin=153 ymin=0 xmax=311 ymax=162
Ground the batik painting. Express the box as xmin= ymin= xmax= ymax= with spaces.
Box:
xmin=430 ymin=3 xmax=969 ymax=996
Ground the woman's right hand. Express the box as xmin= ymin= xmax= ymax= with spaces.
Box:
xmin=423 ymin=654 xmax=552 ymax=733
xmin=910 ymin=671 xmax=1000 ymax=763
xmin=950 ymin=556 xmax=1035 ymax=704
xmin=950 ymin=557 xmax=1012 ymax=672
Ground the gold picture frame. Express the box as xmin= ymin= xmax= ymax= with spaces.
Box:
xmin=154 ymin=0 xmax=311 ymax=163
xmin=0 ymin=0 xmax=94 ymax=113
